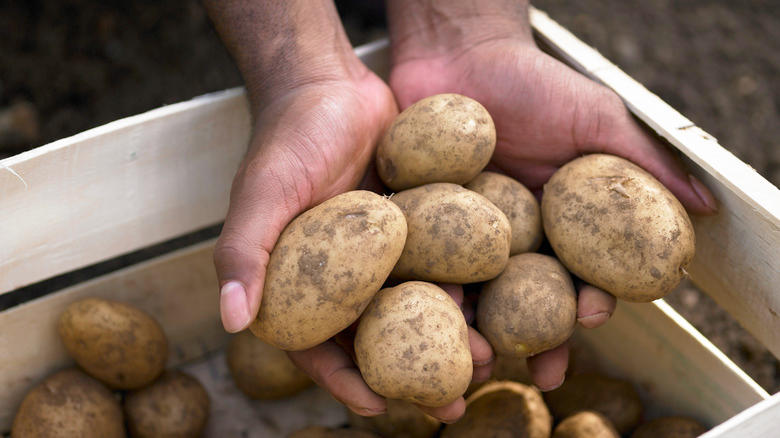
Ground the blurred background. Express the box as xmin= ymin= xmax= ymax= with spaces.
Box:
xmin=1 ymin=1 xmax=777 ymax=391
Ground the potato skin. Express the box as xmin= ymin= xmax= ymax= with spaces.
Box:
xmin=477 ymin=253 xmax=577 ymax=358
xmin=377 ymin=93 xmax=496 ymax=191
xmin=58 ymin=298 xmax=168 ymax=389
xmin=251 ymin=190 xmax=407 ymax=351
xmin=124 ymin=371 xmax=210 ymax=438
xmin=442 ymin=381 xmax=551 ymax=438
xmin=391 ymin=183 xmax=511 ymax=283
xmin=542 ymin=154 xmax=695 ymax=302
xmin=465 ymin=171 xmax=543 ymax=254
xmin=355 ymin=282 xmax=472 ymax=407
xmin=553 ymin=411 xmax=620 ymax=438
xmin=630 ymin=417 xmax=707 ymax=438
xmin=348 ymin=399 xmax=441 ymax=438
xmin=12 ymin=368 xmax=125 ymax=438
xmin=226 ymin=330 xmax=312 ymax=399
xmin=289 ymin=426 xmax=381 ymax=438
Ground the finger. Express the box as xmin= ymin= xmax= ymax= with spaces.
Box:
xmin=416 ymin=397 xmax=466 ymax=424
xmin=469 ymin=327 xmax=494 ymax=382
xmin=577 ymin=285 xmax=617 ymax=329
xmin=526 ymin=342 xmax=569 ymax=391
xmin=438 ymin=283 xmax=464 ymax=308
xmin=288 ymin=340 xmax=387 ymax=416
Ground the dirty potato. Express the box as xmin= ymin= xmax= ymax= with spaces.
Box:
xmin=465 ymin=171 xmax=543 ymax=254
xmin=377 ymin=93 xmax=496 ymax=191
xmin=289 ymin=426 xmax=381 ymax=438
xmin=251 ymin=191 xmax=407 ymax=351
xmin=630 ymin=417 xmax=707 ymax=438
xmin=553 ymin=411 xmax=620 ymax=438
xmin=355 ymin=282 xmax=472 ymax=407
xmin=58 ymin=298 xmax=168 ymax=389
xmin=391 ymin=183 xmax=511 ymax=283
xmin=348 ymin=399 xmax=440 ymax=438
xmin=477 ymin=253 xmax=577 ymax=358
xmin=12 ymin=368 xmax=125 ymax=438
xmin=542 ymin=154 xmax=695 ymax=302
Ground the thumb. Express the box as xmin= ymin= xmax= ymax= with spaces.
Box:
xmin=214 ymin=145 xmax=313 ymax=333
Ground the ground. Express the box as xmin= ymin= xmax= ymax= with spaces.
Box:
xmin=0 ymin=1 xmax=777 ymax=392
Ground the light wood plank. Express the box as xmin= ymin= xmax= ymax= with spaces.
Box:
xmin=0 ymin=240 xmax=226 ymax=431
xmin=701 ymin=393 xmax=780 ymax=438
xmin=529 ymin=7 xmax=780 ymax=359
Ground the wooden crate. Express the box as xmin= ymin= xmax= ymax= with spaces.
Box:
xmin=1 ymin=8 xmax=778 ymax=437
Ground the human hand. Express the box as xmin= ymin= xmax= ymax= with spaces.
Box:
xmin=387 ymin=0 xmax=716 ymax=391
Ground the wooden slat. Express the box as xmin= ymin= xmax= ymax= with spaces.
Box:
xmin=700 ymin=393 xmax=780 ymax=438
xmin=0 ymin=240 xmax=226 ymax=431
xmin=529 ymin=7 xmax=780 ymax=359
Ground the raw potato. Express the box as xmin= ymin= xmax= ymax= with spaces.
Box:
xmin=348 ymin=399 xmax=441 ymax=438
xmin=465 ymin=171 xmax=543 ymax=254
xmin=226 ymin=330 xmax=312 ymax=399
xmin=442 ymin=381 xmax=551 ymax=438
xmin=355 ymin=281 xmax=472 ymax=407
xmin=542 ymin=154 xmax=695 ymax=302
xmin=58 ymin=298 xmax=168 ymax=389
xmin=478 ymin=253 xmax=577 ymax=358
xmin=289 ymin=426 xmax=380 ymax=438
xmin=124 ymin=370 xmax=209 ymax=438
xmin=391 ymin=183 xmax=511 ymax=283
xmin=377 ymin=93 xmax=496 ymax=191
xmin=12 ymin=368 xmax=125 ymax=438
xmin=553 ymin=411 xmax=620 ymax=438
xmin=630 ymin=416 xmax=707 ymax=438
xmin=544 ymin=373 xmax=643 ymax=435
xmin=251 ymin=190 xmax=407 ymax=351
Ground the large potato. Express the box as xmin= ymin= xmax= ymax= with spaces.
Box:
xmin=477 ymin=253 xmax=577 ymax=358
xmin=355 ymin=281 xmax=472 ymax=407
xmin=542 ymin=154 xmax=695 ymax=302
xmin=124 ymin=371 xmax=209 ymax=438
xmin=391 ymin=183 xmax=511 ymax=283
xmin=348 ymin=399 xmax=440 ymax=438
xmin=442 ymin=381 xmax=551 ymax=438
xmin=226 ymin=330 xmax=312 ymax=399
xmin=377 ymin=93 xmax=496 ymax=191
xmin=465 ymin=171 xmax=543 ymax=254
xmin=58 ymin=298 xmax=168 ymax=389
xmin=12 ymin=368 xmax=125 ymax=438
xmin=630 ymin=417 xmax=707 ymax=438
xmin=553 ymin=411 xmax=620 ymax=438
xmin=251 ymin=190 xmax=407 ymax=351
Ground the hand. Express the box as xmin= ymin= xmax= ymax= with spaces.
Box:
xmin=387 ymin=0 xmax=716 ymax=392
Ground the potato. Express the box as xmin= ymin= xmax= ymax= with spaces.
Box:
xmin=226 ymin=330 xmax=312 ymax=399
xmin=12 ymin=368 xmax=125 ymax=438
xmin=390 ymin=183 xmax=511 ymax=283
xmin=251 ymin=190 xmax=407 ymax=351
xmin=442 ymin=381 xmax=551 ymax=438
xmin=553 ymin=411 xmax=620 ymax=438
xmin=630 ymin=417 xmax=707 ymax=438
xmin=465 ymin=171 xmax=543 ymax=254
xmin=124 ymin=370 xmax=209 ymax=438
xmin=377 ymin=93 xmax=496 ymax=191
xmin=58 ymin=297 xmax=168 ymax=389
xmin=542 ymin=154 xmax=695 ymax=302
xmin=477 ymin=253 xmax=577 ymax=358
xmin=348 ymin=399 xmax=441 ymax=438
xmin=544 ymin=373 xmax=643 ymax=435
xmin=355 ymin=281 xmax=472 ymax=407
xmin=289 ymin=426 xmax=380 ymax=438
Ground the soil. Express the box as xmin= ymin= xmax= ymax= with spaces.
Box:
xmin=1 ymin=0 xmax=777 ymax=393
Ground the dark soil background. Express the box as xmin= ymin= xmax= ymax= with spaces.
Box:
xmin=1 ymin=0 xmax=777 ymax=393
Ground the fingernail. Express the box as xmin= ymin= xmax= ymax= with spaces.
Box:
xmin=352 ymin=406 xmax=386 ymax=417
xmin=220 ymin=281 xmax=251 ymax=333
xmin=577 ymin=311 xmax=610 ymax=329
xmin=688 ymin=174 xmax=718 ymax=213
xmin=539 ymin=374 xmax=566 ymax=392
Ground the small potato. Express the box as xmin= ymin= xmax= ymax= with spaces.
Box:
xmin=377 ymin=93 xmax=496 ymax=191
xmin=630 ymin=417 xmax=707 ymax=438
xmin=391 ymin=183 xmax=511 ymax=283
xmin=442 ymin=381 xmax=551 ymax=438
xmin=226 ymin=330 xmax=312 ymax=399
xmin=553 ymin=411 xmax=620 ymax=438
xmin=58 ymin=298 xmax=168 ymax=389
xmin=544 ymin=373 xmax=643 ymax=435
xmin=348 ymin=399 xmax=440 ymax=438
xmin=124 ymin=371 xmax=209 ymax=438
xmin=542 ymin=154 xmax=695 ymax=302
xmin=355 ymin=282 xmax=472 ymax=407
xmin=465 ymin=171 xmax=543 ymax=254
xmin=12 ymin=368 xmax=125 ymax=438
xmin=289 ymin=426 xmax=380 ymax=438
xmin=251 ymin=190 xmax=407 ymax=351
xmin=478 ymin=253 xmax=577 ymax=358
